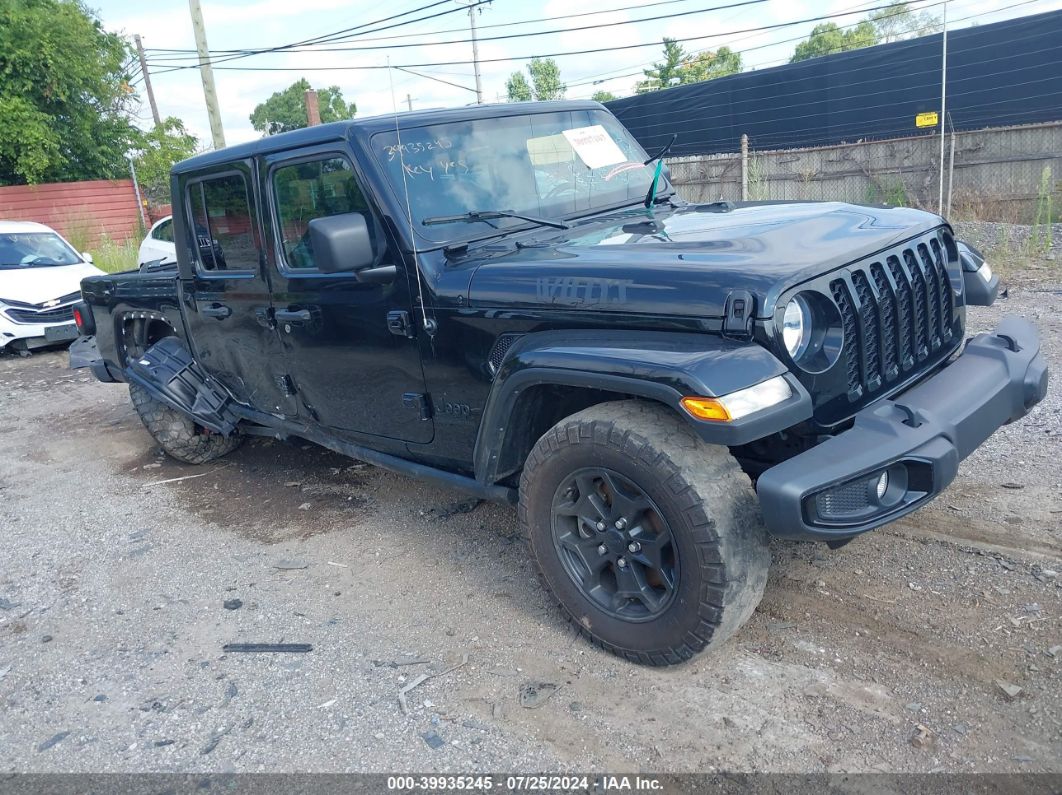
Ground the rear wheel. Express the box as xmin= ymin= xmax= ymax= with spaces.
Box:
xmin=129 ymin=382 xmax=241 ymax=465
xmin=519 ymin=400 xmax=770 ymax=666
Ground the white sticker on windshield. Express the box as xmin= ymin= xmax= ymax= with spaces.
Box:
xmin=561 ymin=125 xmax=626 ymax=170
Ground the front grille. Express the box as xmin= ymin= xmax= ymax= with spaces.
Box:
xmin=827 ymin=232 xmax=957 ymax=404
xmin=4 ymin=304 xmax=76 ymax=324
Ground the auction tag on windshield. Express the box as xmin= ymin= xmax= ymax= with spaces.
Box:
xmin=562 ymin=125 xmax=626 ymax=169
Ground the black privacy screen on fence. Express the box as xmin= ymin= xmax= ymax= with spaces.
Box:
xmin=606 ymin=10 xmax=1062 ymax=157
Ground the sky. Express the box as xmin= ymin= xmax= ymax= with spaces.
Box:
xmin=90 ymin=0 xmax=1062 ymax=147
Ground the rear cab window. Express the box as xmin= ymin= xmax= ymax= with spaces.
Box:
xmin=186 ymin=172 xmax=258 ymax=274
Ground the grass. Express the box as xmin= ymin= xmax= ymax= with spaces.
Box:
xmin=90 ymin=237 xmax=140 ymax=273
xmin=1029 ymin=165 xmax=1055 ymax=254
xmin=62 ymin=216 xmax=141 ymax=274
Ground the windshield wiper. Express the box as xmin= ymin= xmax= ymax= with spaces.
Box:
xmin=422 ymin=209 xmax=570 ymax=231
xmin=643 ymin=133 xmax=678 ymax=208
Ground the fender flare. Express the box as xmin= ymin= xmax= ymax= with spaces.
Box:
xmin=474 ymin=329 xmax=812 ymax=483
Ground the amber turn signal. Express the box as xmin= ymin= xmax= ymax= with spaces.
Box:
xmin=679 ymin=396 xmax=732 ymax=422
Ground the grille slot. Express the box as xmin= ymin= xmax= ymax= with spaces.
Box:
xmin=886 ymin=256 xmax=914 ymax=369
xmin=870 ymin=263 xmax=899 ymax=380
xmin=851 ymin=270 xmax=882 ymax=390
xmin=905 ymin=249 xmax=930 ymax=359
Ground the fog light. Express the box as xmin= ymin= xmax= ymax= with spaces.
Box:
xmin=875 ymin=471 xmax=889 ymax=500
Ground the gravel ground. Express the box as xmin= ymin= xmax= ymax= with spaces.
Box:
xmin=0 ymin=264 xmax=1059 ymax=774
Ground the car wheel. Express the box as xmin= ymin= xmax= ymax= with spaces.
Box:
xmin=519 ymin=399 xmax=770 ymax=666
xmin=129 ymin=382 xmax=242 ymax=465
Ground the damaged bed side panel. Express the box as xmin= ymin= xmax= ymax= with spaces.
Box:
xmin=125 ymin=336 xmax=241 ymax=435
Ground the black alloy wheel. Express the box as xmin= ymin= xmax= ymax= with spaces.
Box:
xmin=551 ymin=467 xmax=678 ymax=622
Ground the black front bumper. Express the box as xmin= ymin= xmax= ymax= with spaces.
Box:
xmin=757 ymin=317 xmax=1048 ymax=541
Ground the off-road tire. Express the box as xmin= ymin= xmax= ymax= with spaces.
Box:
xmin=519 ymin=399 xmax=770 ymax=666
xmin=129 ymin=382 xmax=242 ymax=464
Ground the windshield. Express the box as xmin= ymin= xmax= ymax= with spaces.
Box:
xmin=372 ymin=109 xmax=660 ymax=242
xmin=0 ymin=232 xmax=83 ymax=269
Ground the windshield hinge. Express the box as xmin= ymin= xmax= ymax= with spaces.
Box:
xmin=722 ymin=290 xmax=755 ymax=340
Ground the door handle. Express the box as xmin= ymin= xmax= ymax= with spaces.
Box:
xmin=275 ymin=308 xmax=311 ymax=323
xmin=200 ymin=303 xmax=231 ymax=319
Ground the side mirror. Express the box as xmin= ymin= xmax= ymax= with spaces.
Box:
xmin=82 ymin=252 xmax=94 ymax=264
xmin=308 ymin=213 xmax=377 ymax=275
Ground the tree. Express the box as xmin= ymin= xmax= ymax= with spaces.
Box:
xmin=529 ymin=57 xmax=565 ymax=100
xmin=868 ymin=0 xmax=942 ymax=43
xmin=506 ymin=71 xmax=533 ymax=102
xmin=249 ymin=78 xmax=356 ymax=136
xmin=636 ymin=38 xmax=687 ymax=93
xmin=591 ymin=90 xmax=617 ymax=103
xmin=506 ymin=58 xmax=566 ymax=101
xmin=680 ymin=46 xmax=742 ymax=83
xmin=790 ymin=21 xmax=879 ymax=63
xmin=0 ymin=0 xmax=138 ymax=185
xmin=636 ymin=39 xmax=742 ymax=93
xmin=131 ymin=117 xmax=199 ymax=204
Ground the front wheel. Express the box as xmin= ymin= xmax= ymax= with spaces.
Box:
xmin=519 ymin=400 xmax=770 ymax=666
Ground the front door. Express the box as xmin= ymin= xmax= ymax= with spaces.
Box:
xmin=178 ymin=161 xmax=298 ymax=417
xmin=261 ymin=147 xmax=432 ymax=443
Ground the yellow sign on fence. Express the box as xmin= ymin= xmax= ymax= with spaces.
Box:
xmin=916 ymin=111 xmax=939 ymax=128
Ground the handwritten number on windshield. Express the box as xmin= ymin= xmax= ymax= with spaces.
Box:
xmin=383 ymin=138 xmax=453 ymax=162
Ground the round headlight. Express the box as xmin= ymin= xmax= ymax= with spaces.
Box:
xmin=782 ymin=295 xmax=813 ymax=360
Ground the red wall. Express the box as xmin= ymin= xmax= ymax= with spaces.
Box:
xmin=0 ymin=180 xmax=145 ymax=246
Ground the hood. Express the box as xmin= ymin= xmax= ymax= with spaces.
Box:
xmin=465 ymin=201 xmax=943 ymax=318
xmin=0 ymin=262 xmax=104 ymax=305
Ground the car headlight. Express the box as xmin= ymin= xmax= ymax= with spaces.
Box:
xmin=776 ymin=291 xmax=844 ymax=373
xmin=782 ymin=295 xmax=813 ymax=359
xmin=681 ymin=376 xmax=793 ymax=422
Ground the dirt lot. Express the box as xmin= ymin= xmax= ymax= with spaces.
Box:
xmin=1 ymin=270 xmax=1060 ymax=775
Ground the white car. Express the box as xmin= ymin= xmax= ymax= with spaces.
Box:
xmin=0 ymin=221 xmax=104 ymax=352
xmin=138 ymin=216 xmax=177 ymax=266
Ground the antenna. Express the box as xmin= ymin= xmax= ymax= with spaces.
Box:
xmin=387 ymin=58 xmax=437 ymax=336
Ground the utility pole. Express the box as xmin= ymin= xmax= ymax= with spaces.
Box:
xmin=134 ymin=34 xmax=161 ymax=127
xmin=457 ymin=0 xmax=484 ymax=104
xmin=188 ymin=0 xmax=226 ymax=150
xmin=406 ymin=94 xmax=413 ymax=112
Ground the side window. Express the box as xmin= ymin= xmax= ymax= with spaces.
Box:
xmin=272 ymin=156 xmax=370 ymax=271
xmin=187 ymin=173 xmax=257 ymax=272
xmin=153 ymin=219 xmax=174 ymax=243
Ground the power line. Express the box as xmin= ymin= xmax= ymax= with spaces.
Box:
xmin=146 ymin=0 xmax=707 ymax=54
xmin=144 ymin=0 xmax=768 ymax=67
xmin=144 ymin=0 xmax=490 ymax=70
xmin=145 ymin=0 xmax=957 ymax=75
xmin=566 ymin=0 xmax=1039 ymax=97
xmin=565 ymin=0 xmax=948 ymax=89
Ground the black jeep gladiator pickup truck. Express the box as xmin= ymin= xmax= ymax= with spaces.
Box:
xmin=71 ymin=100 xmax=1047 ymax=665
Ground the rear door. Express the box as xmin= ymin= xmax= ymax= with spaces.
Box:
xmin=261 ymin=146 xmax=432 ymax=443
xmin=178 ymin=161 xmax=299 ymax=417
